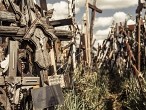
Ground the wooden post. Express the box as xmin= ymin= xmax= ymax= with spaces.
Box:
xmin=89 ymin=0 xmax=102 ymax=45
xmin=50 ymin=42 xmax=57 ymax=75
xmin=85 ymin=0 xmax=91 ymax=67
xmin=8 ymin=41 xmax=19 ymax=77
xmin=39 ymin=0 xmax=48 ymax=16
xmin=82 ymin=13 xmax=88 ymax=65
xmin=137 ymin=14 xmax=141 ymax=72
xmin=40 ymin=0 xmax=47 ymax=11
xmin=84 ymin=0 xmax=102 ymax=67
xmin=68 ymin=0 xmax=76 ymax=70
xmin=136 ymin=0 xmax=143 ymax=72
xmin=72 ymin=0 xmax=76 ymax=70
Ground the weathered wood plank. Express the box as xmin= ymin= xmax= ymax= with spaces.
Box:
xmin=88 ymin=3 xmax=102 ymax=13
xmin=0 ymin=11 xmax=16 ymax=22
xmin=8 ymin=41 xmax=19 ymax=77
xmin=40 ymin=0 xmax=47 ymax=11
xmin=54 ymin=30 xmax=73 ymax=41
xmin=0 ymin=26 xmax=20 ymax=33
xmin=50 ymin=18 xmax=73 ymax=27
xmin=0 ymin=76 xmax=40 ymax=86
xmin=0 ymin=26 xmax=25 ymax=36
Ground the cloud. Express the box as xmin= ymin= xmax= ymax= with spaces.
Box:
xmin=94 ymin=12 xmax=128 ymax=28
xmin=95 ymin=28 xmax=111 ymax=40
xmin=96 ymin=0 xmax=137 ymax=9
xmin=113 ymin=12 xmax=128 ymax=23
xmin=75 ymin=0 xmax=137 ymax=9
xmin=94 ymin=12 xmax=128 ymax=41
xmin=47 ymin=1 xmax=68 ymax=20
xmin=94 ymin=17 xmax=113 ymax=28
xmin=47 ymin=1 xmax=80 ymax=20
xmin=75 ymin=0 xmax=85 ymax=8
xmin=47 ymin=3 xmax=53 ymax=9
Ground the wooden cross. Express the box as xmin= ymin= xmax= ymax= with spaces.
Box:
xmin=84 ymin=0 xmax=102 ymax=67
xmin=89 ymin=0 xmax=102 ymax=45
xmin=136 ymin=0 xmax=143 ymax=72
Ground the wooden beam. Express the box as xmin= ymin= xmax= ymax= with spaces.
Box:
xmin=9 ymin=41 xmax=19 ymax=77
xmin=50 ymin=18 xmax=73 ymax=27
xmin=136 ymin=14 xmax=141 ymax=72
xmin=0 ymin=77 xmax=40 ymax=86
xmin=88 ymin=3 xmax=102 ymax=13
xmin=0 ymin=11 xmax=16 ymax=22
xmin=85 ymin=0 xmax=91 ymax=66
xmin=136 ymin=0 xmax=144 ymax=13
xmin=0 ymin=26 xmax=20 ymax=33
xmin=54 ymin=30 xmax=73 ymax=39
xmin=40 ymin=0 xmax=47 ymax=11
xmin=39 ymin=0 xmax=48 ymax=17
xmin=0 ymin=26 xmax=25 ymax=37
xmin=90 ymin=0 xmax=97 ymax=47
xmin=89 ymin=1 xmax=102 ymax=67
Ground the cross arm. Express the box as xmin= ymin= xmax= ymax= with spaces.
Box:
xmin=88 ymin=3 xmax=102 ymax=13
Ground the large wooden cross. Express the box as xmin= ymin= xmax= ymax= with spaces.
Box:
xmin=84 ymin=0 xmax=102 ymax=67
xmin=89 ymin=0 xmax=102 ymax=45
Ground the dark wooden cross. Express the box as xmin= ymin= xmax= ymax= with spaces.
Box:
xmin=39 ymin=0 xmax=48 ymax=16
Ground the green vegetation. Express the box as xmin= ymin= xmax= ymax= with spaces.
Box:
xmin=56 ymin=66 xmax=146 ymax=110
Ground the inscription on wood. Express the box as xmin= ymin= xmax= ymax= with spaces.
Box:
xmin=48 ymin=75 xmax=65 ymax=88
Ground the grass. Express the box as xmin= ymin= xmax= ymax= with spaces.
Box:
xmin=56 ymin=65 xmax=146 ymax=110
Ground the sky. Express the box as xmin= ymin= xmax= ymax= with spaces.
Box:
xmin=35 ymin=0 xmax=139 ymax=46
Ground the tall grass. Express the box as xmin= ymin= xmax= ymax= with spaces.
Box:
xmin=56 ymin=65 xmax=146 ymax=110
